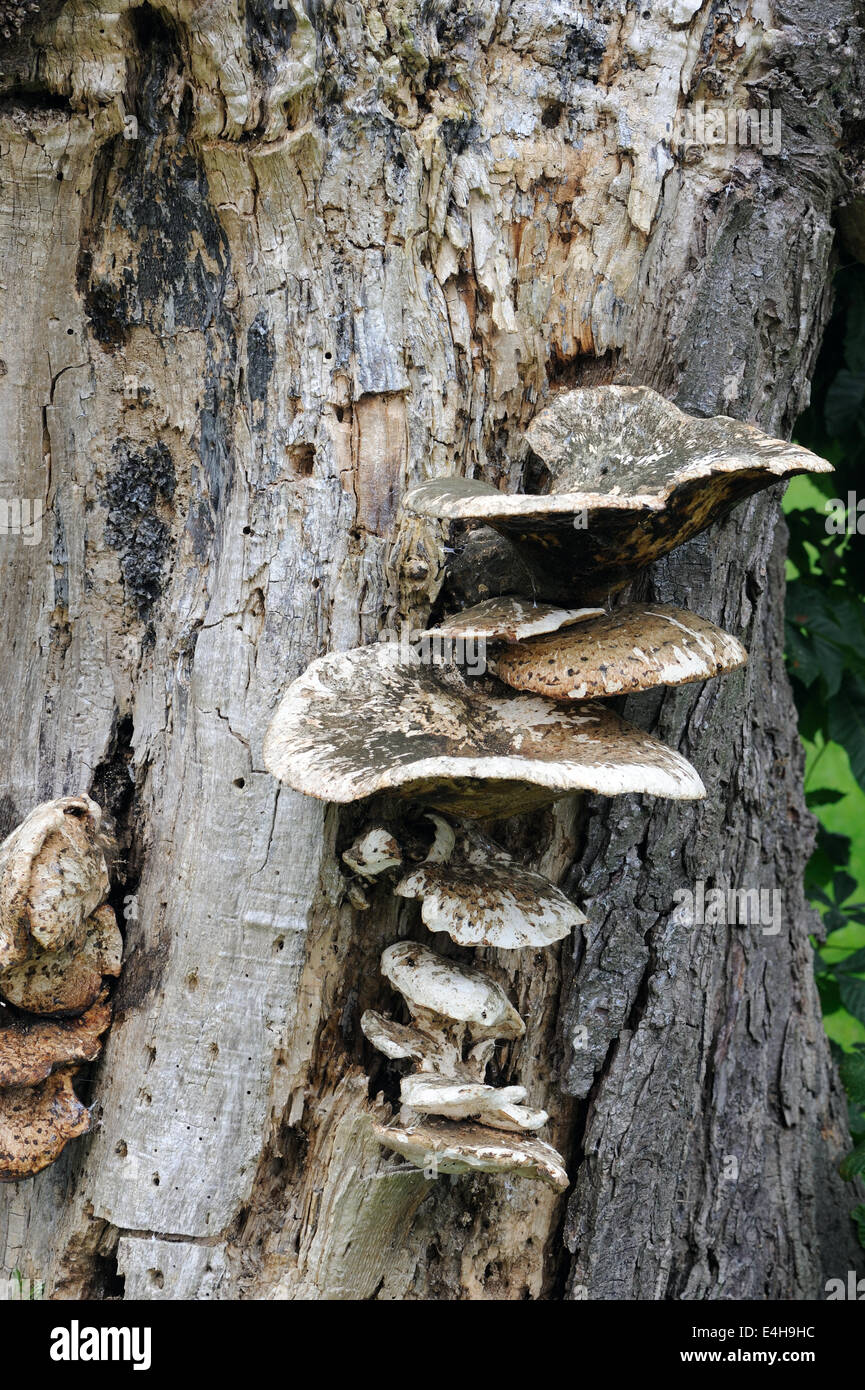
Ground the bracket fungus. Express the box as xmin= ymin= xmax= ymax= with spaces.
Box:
xmin=0 ymin=901 xmax=122 ymax=1016
xmin=263 ymin=642 xmax=705 ymax=818
xmin=371 ymin=1119 xmax=568 ymax=1191
xmin=0 ymin=995 xmax=111 ymax=1087
xmin=341 ymin=827 xmax=403 ymax=880
xmin=0 ymin=797 xmax=122 ymax=1179
xmin=493 ymin=604 xmax=747 ymax=702
xmin=261 ymin=384 xmax=831 ymax=1213
xmin=0 ymin=1066 xmax=92 ymax=1183
xmin=363 ymin=942 xmax=567 ymax=1190
xmin=423 ymin=596 xmax=604 ymax=643
xmin=0 ymin=795 xmax=110 ymax=971
xmin=401 ymin=386 xmax=832 ymax=597
xmin=378 ymin=941 xmax=524 ymax=1044
xmin=395 ymin=860 xmax=585 ymax=949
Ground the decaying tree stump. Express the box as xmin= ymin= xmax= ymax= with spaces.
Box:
xmin=0 ymin=0 xmax=863 ymax=1299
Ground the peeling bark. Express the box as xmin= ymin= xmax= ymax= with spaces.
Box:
xmin=0 ymin=0 xmax=863 ymax=1300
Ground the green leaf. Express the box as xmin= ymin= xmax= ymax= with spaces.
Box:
xmin=840 ymin=1139 xmax=865 ymax=1181
xmin=840 ymin=1050 xmax=865 ymax=1109
xmin=834 ymin=871 xmax=858 ymax=906
xmin=785 ymin=624 xmax=822 ymax=688
xmin=807 ymin=788 xmax=846 ymax=806
xmin=835 ymin=947 xmax=865 ymax=975
xmin=828 ymin=682 xmax=865 ymax=789
xmin=816 ymin=826 xmax=853 ymax=864
xmin=839 ymin=974 xmax=865 ymax=1024
xmin=817 ymin=975 xmax=843 ymax=1015
xmin=852 ymin=1204 xmax=865 ymax=1250
xmin=826 ymin=369 xmax=865 ymax=436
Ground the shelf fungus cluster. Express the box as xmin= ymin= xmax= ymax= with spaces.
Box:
xmin=362 ymin=943 xmax=568 ymax=1191
xmin=263 ymin=385 xmax=832 ymax=1191
xmin=0 ymin=796 xmax=122 ymax=1182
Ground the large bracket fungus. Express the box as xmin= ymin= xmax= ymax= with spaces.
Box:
xmin=492 ymin=604 xmax=747 ymax=702
xmin=362 ymin=942 xmax=568 ymax=1191
xmin=0 ymin=797 xmax=122 ymax=1181
xmin=263 ymin=642 xmax=706 ymax=819
xmin=401 ymin=386 xmax=832 ymax=598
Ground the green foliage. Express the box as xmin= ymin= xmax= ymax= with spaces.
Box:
xmin=786 ymin=263 xmax=865 ymax=1245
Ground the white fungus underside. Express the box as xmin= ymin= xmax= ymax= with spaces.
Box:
xmin=372 ymin=1117 xmax=569 ymax=1190
xmin=400 ymin=1074 xmax=548 ymax=1131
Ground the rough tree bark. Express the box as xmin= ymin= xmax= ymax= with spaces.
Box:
xmin=0 ymin=0 xmax=863 ymax=1300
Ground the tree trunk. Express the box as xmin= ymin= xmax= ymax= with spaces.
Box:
xmin=0 ymin=0 xmax=862 ymax=1300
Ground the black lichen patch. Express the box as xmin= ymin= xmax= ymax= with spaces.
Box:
xmin=76 ymin=4 xmax=238 ymax=556
xmin=246 ymin=0 xmax=298 ymax=89
xmin=246 ymin=307 xmax=274 ymax=406
xmin=102 ymin=441 xmax=176 ymax=619
xmin=439 ymin=115 xmax=480 ymax=156
xmin=79 ymin=7 xmax=232 ymax=343
xmin=564 ymin=20 xmax=607 ymax=80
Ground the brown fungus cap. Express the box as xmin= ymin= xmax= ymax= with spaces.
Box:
xmin=395 ymin=860 xmax=585 ymax=949
xmin=0 ymin=795 xmax=110 ymax=971
xmin=423 ymin=596 xmax=603 ymax=643
xmin=402 ymin=386 xmax=832 ymax=597
xmin=0 ymin=903 xmax=122 ymax=1017
xmin=0 ymin=994 xmax=111 ymax=1086
xmin=263 ymin=642 xmax=705 ymax=819
xmin=493 ymin=603 xmax=747 ymax=701
xmin=0 ymin=1065 xmax=91 ymax=1182
xmin=371 ymin=1116 xmax=568 ymax=1191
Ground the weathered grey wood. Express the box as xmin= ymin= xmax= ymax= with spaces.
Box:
xmin=0 ymin=0 xmax=862 ymax=1299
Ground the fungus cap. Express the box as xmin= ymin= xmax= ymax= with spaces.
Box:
xmin=493 ymin=603 xmax=747 ymax=701
xmin=423 ymin=597 xmax=603 ymax=643
xmin=0 ymin=795 xmax=109 ymax=970
xmin=372 ymin=1116 xmax=568 ymax=1190
xmin=342 ymin=827 xmax=402 ymax=879
xmin=263 ymin=643 xmax=706 ymax=818
xmin=381 ymin=941 xmax=524 ymax=1041
xmin=402 ymin=386 xmax=832 ymax=595
xmin=399 ymin=1074 xmax=548 ymax=1132
xmin=0 ymin=1066 xmax=91 ymax=1182
xmin=396 ymin=861 xmax=585 ymax=949
xmin=0 ymin=903 xmax=122 ymax=1016
xmin=0 ymin=995 xmax=111 ymax=1087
